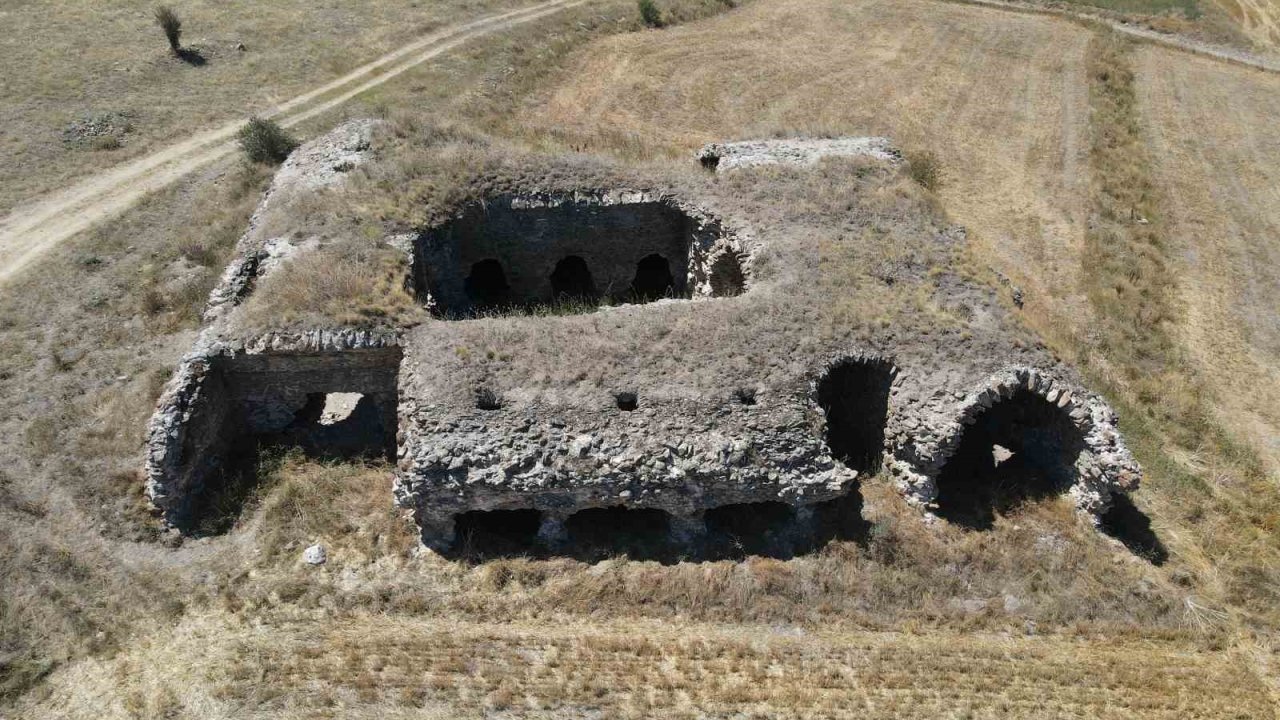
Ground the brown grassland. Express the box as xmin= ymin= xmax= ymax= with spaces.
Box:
xmin=0 ymin=0 xmax=522 ymax=215
xmin=2 ymin=0 xmax=1280 ymax=716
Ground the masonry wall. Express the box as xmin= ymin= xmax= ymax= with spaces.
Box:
xmin=414 ymin=193 xmax=736 ymax=314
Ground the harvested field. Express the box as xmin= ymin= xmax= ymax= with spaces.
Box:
xmin=529 ymin=0 xmax=1097 ymax=332
xmin=1213 ymin=0 xmax=1280 ymax=46
xmin=21 ymin=611 xmax=1274 ymax=719
xmin=1136 ymin=46 xmax=1280 ymax=471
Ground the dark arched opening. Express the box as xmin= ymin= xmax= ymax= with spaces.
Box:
xmin=708 ymin=251 xmax=746 ymax=297
xmin=550 ymin=256 xmax=597 ymax=301
xmin=455 ymin=509 xmax=543 ymax=557
xmin=566 ymin=506 xmax=671 ymax=561
xmin=935 ymin=389 xmax=1087 ymax=529
xmin=464 ymin=259 xmax=510 ymax=310
xmin=816 ymin=358 xmax=893 ymax=474
xmin=631 ymin=253 xmax=674 ymax=301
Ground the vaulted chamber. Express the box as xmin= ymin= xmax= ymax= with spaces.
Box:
xmin=412 ymin=193 xmax=746 ymax=316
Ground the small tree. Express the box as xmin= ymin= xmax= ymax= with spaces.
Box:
xmin=237 ymin=117 xmax=299 ymax=164
xmin=154 ymin=6 xmax=182 ymax=54
xmin=638 ymin=0 xmax=663 ymax=27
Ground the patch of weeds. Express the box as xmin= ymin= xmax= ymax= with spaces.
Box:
xmin=178 ymin=239 xmax=219 ymax=267
xmin=90 ymin=135 xmax=122 ymax=151
xmin=23 ymin=416 xmax=60 ymax=460
xmin=905 ymin=150 xmax=941 ymax=191
xmin=62 ymin=112 xmax=135 ymax=148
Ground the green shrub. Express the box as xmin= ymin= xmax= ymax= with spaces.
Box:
xmin=154 ymin=6 xmax=182 ymax=53
xmin=638 ymin=0 xmax=663 ymax=27
xmin=237 ymin=117 xmax=299 ymax=164
xmin=905 ymin=150 xmax=941 ymax=191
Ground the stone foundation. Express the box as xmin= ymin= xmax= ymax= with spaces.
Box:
xmin=142 ymin=127 xmax=1146 ymax=554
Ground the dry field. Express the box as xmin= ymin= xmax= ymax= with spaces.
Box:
xmin=528 ymin=0 xmax=1098 ymax=334
xmin=1136 ymin=47 xmax=1280 ymax=471
xmin=0 ymin=0 xmax=520 ymax=215
xmin=1212 ymin=0 xmax=1280 ymax=46
xmin=25 ymin=611 xmax=1274 ymax=719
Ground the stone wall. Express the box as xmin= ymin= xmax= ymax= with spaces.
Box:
xmin=145 ymin=330 xmax=401 ymax=530
xmin=884 ymin=366 xmax=1141 ymax=521
xmin=413 ymin=191 xmax=744 ymax=315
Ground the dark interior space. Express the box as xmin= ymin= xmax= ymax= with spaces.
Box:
xmin=704 ymin=501 xmax=798 ymax=558
xmin=464 ymin=258 xmax=511 ymax=310
xmin=565 ymin=506 xmax=673 ymax=562
xmin=708 ymin=250 xmax=746 ymax=296
xmin=437 ymin=491 xmax=868 ymax=563
xmin=186 ymin=392 xmax=398 ymax=536
xmin=934 ymin=389 xmax=1086 ymax=529
xmin=1099 ymin=493 xmax=1168 ymax=564
xmin=615 ymin=391 xmax=638 ymax=411
xmin=413 ymin=195 xmax=745 ymax=317
xmin=704 ymin=494 xmax=868 ymax=559
xmin=816 ymin=358 xmax=894 ymax=474
xmin=630 ymin=253 xmax=674 ymax=301
xmin=172 ymin=350 xmax=402 ymax=535
xmin=455 ymin=509 xmax=544 ymax=558
xmin=550 ymin=255 xmax=598 ymax=301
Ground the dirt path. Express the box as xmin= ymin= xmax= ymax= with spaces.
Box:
xmin=951 ymin=0 xmax=1280 ymax=71
xmin=0 ymin=0 xmax=585 ymax=286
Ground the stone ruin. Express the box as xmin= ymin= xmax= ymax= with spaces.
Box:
xmin=144 ymin=122 xmax=1143 ymax=559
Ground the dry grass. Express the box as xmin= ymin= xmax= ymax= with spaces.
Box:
xmin=20 ymin=608 xmax=1274 ymax=719
xmin=1135 ymin=46 xmax=1280 ymax=475
xmin=0 ymin=0 xmax=522 ymax=216
xmin=526 ymin=0 xmax=1100 ymax=331
xmin=239 ymin=241 xmax=423 ymax=330
xmin=1211 ymin=0 xmax=1280 ymax=46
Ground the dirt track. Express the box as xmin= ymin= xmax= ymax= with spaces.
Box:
xmin=0 ymin=0 xmax=584 ymax=286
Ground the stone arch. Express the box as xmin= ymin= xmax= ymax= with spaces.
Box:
xmin=934 ymin=387 xmax=1087 ymax=528
xmin=922 ymin=368 xmax=1142 ymax=528
xmin=815 ymin=355 xmax=895 ymax=475
xmin=550 ymin=255 xmax=597 ymax=301
xmin=631 ymin=253 xmax=674 ymax=301
xmin=708 ymin=250 xmax=746 ymax=297
xmin=464 ymin=259 xmax=510 ymax=309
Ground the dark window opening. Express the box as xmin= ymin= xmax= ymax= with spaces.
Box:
xmin=708 ymin=251 xmax=746 ymax=297
xmin=1100 ymin=493 xmax=1168 ymax=565
xmin=455 ymin=509 xmax=543 ymax=558
xmin=630 ymin=253 xmax=674 ymax=301
xmin=464 ymin=259 xmax=511 ymax=310
xmin=550 ymin=256 xmax=597 ymax=302
xmin=281 ymin=392 xmax=396 ymax=459
xmin=566 ymin=506 xmax=671 ymax=561
xmin=615 ymin=391 xmax=638 ymax=411
xmin=935 ymin=389 xmax=1087 ymax=530
xmin=816 ymin=358 xmax=893 ymax=474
